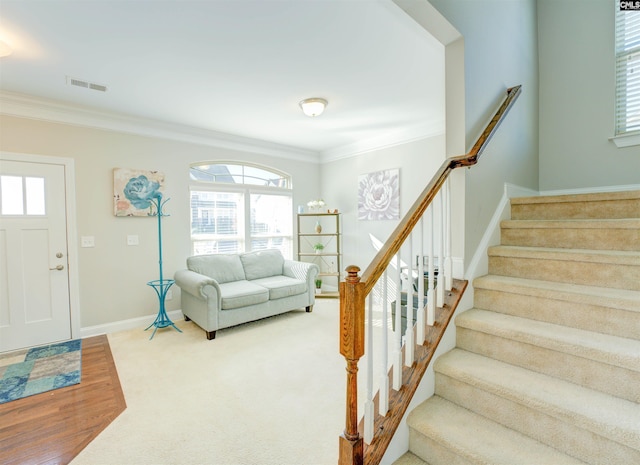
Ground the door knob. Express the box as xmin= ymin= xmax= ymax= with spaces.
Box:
xmin=49 ymin=264 xmax=64 ymax=271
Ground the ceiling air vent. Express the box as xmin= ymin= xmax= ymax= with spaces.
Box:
xmin=66 ymin=76 xmax=107 ymax=92
xmin=89 ymin=82 xmax=107 ymax=92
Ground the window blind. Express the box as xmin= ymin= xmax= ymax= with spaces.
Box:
xmin=190 ymin=190 xmax=244 ymax=254
xmin=615 ymin=4 xmax=640 ymax=135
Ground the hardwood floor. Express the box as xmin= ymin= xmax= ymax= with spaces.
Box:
xmin=0 ymin=335 xmax=126 ymax=465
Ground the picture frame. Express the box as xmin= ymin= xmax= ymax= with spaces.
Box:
xmin=113 ymin=168 xmax=165 ymax=217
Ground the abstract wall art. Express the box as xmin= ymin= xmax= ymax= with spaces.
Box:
xmin=358 ymin=168 xmax=400 ymax=221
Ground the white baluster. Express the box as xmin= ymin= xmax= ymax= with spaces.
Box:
xmin=437 ymin=191 xmax=445 ymax=306
xmin=444 ymin=177 xmax=453 ymax=291
xmin=405 ymin=235 xmax=414 ymax=366
xmin=427 ymin=205 xmax=435 ymax=326
xmin=416 ymin=218 xmax=425 ymax=344
xmin=364 ymin=293 xmax=374 ymax=444
xmin=393 ymin=254 xmax=402 ymax=390
xmin=379 ymin=270 xmax=389 ymax=416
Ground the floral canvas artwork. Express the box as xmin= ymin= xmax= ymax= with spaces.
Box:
xmin=113 ymin=168 xmax=165 ymax=217
xmin=358 ymin=168 xmax=400 ymax=220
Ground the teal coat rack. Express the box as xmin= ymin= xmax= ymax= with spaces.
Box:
xmin=145 ymin=196 xmax=182 ymax=339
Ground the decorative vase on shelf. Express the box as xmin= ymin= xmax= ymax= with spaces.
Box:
xmin=315 ymin=221 xmax=322 ymax=233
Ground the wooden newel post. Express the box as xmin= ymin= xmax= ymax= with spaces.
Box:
xmin=338 ymin=265 xmax=366 ymax=465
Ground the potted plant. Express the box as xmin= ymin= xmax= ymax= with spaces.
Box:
xmin=313 ymin=243 xmax=324 ymax=254
xmin=315 ymin=278 xmax=322 ymax=294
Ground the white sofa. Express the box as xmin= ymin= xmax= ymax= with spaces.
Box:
xmin=174 ymin=249 xmax=319 ymax=340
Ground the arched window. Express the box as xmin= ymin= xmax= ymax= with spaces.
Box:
xmin=189 ymin=162 xmax=293 ymax=257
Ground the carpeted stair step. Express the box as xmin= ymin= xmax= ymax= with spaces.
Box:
xmin=405 ymin=396 xmax=588 ymax=465
xmin=510 ymin=190 xmax=640 ymax=220
xmin=434 ymin=349 xmax=640 ymax=464
xmin=487 ymin=245 xmax=640 ymax=290
xmin=455 ymin=309 xmax=640 ymax=402
xmin=473 ymin=275 xmax=640 ymax=339
xmin=500 ymin=219 xmax=640 ymax=251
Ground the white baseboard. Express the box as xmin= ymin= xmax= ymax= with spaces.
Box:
xmin=463 ymin=182 xmax=639 ymax=282
xmin=465 ymin=183 xmax=538 ymax=282
xmin=80 ymin=309 xmax=184 ymax=339
xmin=540 ymin=183 xmax=640 ymax=196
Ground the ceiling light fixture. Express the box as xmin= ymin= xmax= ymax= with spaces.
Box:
xmin=0 ymin=40 xmax=13 ymax=58
xmin=299 ymin=97 xmax=328 ymax=117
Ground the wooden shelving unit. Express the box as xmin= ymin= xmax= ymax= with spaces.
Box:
xmin=297 ymin=212 xmax=341 ymax=298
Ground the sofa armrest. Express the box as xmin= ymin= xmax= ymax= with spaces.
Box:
xmin=174 ymin=269 xmax=221 ymax=302
xmin=284 ymin=259 xmax=319 ymax=286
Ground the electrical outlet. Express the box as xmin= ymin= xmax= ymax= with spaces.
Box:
xmin=127 ymin=235 xmax=139 ymax=246
xmin=81 ymin=236 xmax=95 ymax=247
xmin=166 ymin=290 xmax=173 ymax=300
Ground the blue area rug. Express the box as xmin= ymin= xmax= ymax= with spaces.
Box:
xmin=0 ymin=339 xmax=82 ymax=404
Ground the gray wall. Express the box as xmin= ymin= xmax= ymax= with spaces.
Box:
xmin=538 ymin=0 xmax=640 ymax=191
xmin=429 ymin=0 xmax=540 ymax=270
xmin=324 ymin=0 xmax=540 ymax=279
xmin=0 ymin=115 xmax=320 ymax=328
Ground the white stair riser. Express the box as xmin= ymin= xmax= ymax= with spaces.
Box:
xmin=474 ymin=287 xmax=640 ymax=339
xmin=435 ymin=374 xmax=640 ymax=465
xmin=456 ymin=327 xmax=640 ymax=403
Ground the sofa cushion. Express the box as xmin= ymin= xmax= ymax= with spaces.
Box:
xmin=187 ymin=254 xmax=246 ymax=284
xmin=240 ymin=249 xmax=285 ymax=281
xmin=218 ymin=281 xmax=269 ymax=310
xmin=250 ymin=276 xmax=307 ymax=300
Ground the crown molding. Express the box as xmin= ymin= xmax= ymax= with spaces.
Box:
xmin=0 ymin=91 xmax=321 ymax=163
xmin=1 ymin=90 xmax=446 ymax=163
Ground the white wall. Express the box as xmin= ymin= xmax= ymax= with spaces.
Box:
xmin=538 ymin=0 xmax=640 ymax=191
xmin=0 ymin=115 xmax=320 ymax=329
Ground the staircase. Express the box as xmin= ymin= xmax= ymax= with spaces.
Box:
xmin=394 ymin=190 xmax=640 ymax=465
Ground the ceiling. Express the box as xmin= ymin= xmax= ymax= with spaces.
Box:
xmin=0 ymin=0 xmax=445 ymax=160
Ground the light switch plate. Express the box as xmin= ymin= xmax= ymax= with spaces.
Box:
xmin=81 ymin=236 xmax=95 ymax=248
xmin=127 ymin=235 xmax=139 ymax=246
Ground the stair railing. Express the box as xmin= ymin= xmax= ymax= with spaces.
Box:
xmin=338 ymin=85 xmax=522 ymax=465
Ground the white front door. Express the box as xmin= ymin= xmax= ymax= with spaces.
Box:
xmin=0 ymin=160 xmax=71 ymax=352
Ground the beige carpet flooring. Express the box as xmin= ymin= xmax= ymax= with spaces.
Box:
xmin=70 ymin=299 xmax=349 ymax=465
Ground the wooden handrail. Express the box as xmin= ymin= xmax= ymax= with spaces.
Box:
xmin=361 ymin=85 xmax=521 ymax=293
xmin=339 ymin=85 xmax=522 ymax=465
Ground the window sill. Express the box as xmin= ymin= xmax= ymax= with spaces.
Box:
xmin=610 ymin=132 xmax=640 ymax=148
